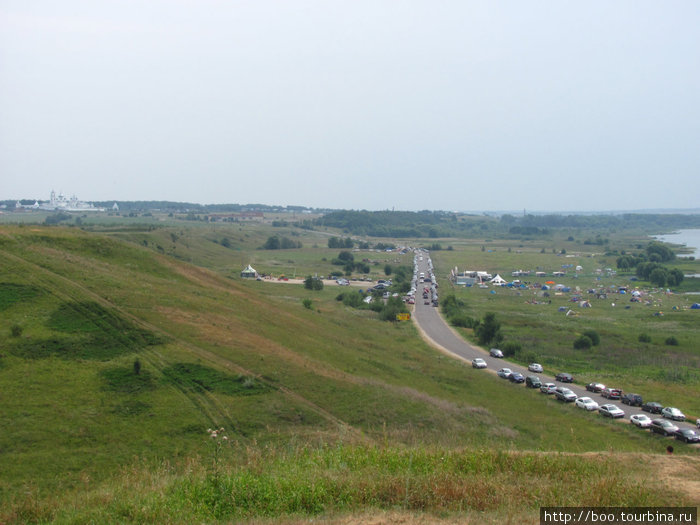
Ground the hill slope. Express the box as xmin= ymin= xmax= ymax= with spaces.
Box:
xmin=1 ymin=225 xmax=697 ymax=522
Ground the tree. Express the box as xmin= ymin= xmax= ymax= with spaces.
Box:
xmin=475 ymin=312 xmax=502 ymax=346
xmin=384 ymin=264 xmax=392 ymax=276
xmin=573 ymin=335 xmax=592 ymax=350
xmin=582 ymin=329 xmax=600 ymax=346
xmin=304 ymin=276 xmax=324 ymax=291
xmin=649 ymin=268 xmax=668 ymax=287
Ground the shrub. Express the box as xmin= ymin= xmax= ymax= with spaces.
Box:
xmin=638 ymin=333 xmax=652 ymax=343
xmin=302 ymin=299 xmax=313 ymax=310
xmin=501 ymin=341 xmax=522 ymax=358
xmin=573 ymin=335 xmax=593 ymax=350
xmin=582 ymin=330 xmax=600 ymax=346
xmin=665 ymin=336 xmax=679 ymax=346
xmin=10 ymin=324 xmax=23 ymax=337
xmin=303 ymin=276 xmax=324 ymax=291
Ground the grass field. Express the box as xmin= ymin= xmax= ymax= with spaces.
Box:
xmin=1 ymin=219 xmax=699 ymax=523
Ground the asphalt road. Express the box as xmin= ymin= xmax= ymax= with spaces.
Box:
xmin=411 ymin=253 xmax=699 ymax=435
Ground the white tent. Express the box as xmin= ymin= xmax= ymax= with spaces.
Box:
xmin=241 ymin=264 xmax=258 ymax=278
xmin=490 ymin=274 xmax=507 ymax=285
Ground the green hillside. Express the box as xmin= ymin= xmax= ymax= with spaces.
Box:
xmin=1 ymin=224 xmax=698 ymax=523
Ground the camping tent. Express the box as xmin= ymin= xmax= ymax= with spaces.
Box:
xmin=691 ymin=303 xmax=700 ymax=310
xmin=240 ymin=264 xmax=258 ymax=278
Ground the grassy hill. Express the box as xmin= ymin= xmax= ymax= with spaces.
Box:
xmin=1 ymin=224 xmax=698 ymax=523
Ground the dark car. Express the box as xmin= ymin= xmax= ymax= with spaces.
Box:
xmin=642 ymin=402 xmax=663 ymax=414
xmin=509 ymin=372 xmax=525 ymax=384
xmin=556 ymin=372 xmax=573 ymax=383
xmin=674 ymin=428 xmax=700 ymax=443
xmin=650 ymin=419 xmax=679 ymax=436
xmin=586 ymin=382 xmax=605 ymax=393
xmin=621 ymin=393 xmax=643 ymax=407
xmin=525 ymin=376 xmax=542 ymax=388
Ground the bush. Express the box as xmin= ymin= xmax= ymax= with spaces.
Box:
xmin=638 ymin=333 xmax=652 ymax=343
xmin=303 ymin=276 xmax=324 ymax=291
xmin=573 ymin=335 xmax=593 ymax=350
xmin=582 ymin=330 xmax=600 ymax=346
xmin=10 ymin=324 xmax=23 ymax=337
xmin=501 ymin=341 xmax=522 ymax=358
xmin=302 ymin=299 xmax=313 ymax=309
xmin=665 ymin=336 xmax=679 ymax=346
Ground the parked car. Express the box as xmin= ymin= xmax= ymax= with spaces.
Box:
xmin=525 ymin=376 xmax=541 ymax=388
xmin=472 ymin=358 xmax=487 ymax=369
xmin=540 ymin=382 xmax=556 ymax=394
xmin=662 ymin=407 xmax=686 ymax=422
xmin=641 ymin=402 xmax=663 ymax=414
xmin=586 ymin=382 xmax=605 ymax=393
xmin=598 ymin=404 xmax=625 ymax=418
xmin=555 ymin=372 xmax=574 ymax=383
xmin=490 ymin=348 xmax=504 ymax=358
xmin=509 ymin=372 xmax=525 ymax=384
xmin=630 ymin=414 xmax=653 ymax=428
xmin=674 ymin=428 xmax=700 ymax=443
xmin=554 ymin=387 xmax=577 ymax=402
xmin=601 ymin=388 xmax=622 ymax=400
xmin=528 ymin=363 xmax=543 ymax=373
xmin=575 ymin=397 xmax=599 ymax=411
xmin=650 ymin=419 xmax=679 ymax=436
xmin=497 ymin=368 xmax=512 ymax=379
xmin=621 ymin=393 xmax=643 ymax=406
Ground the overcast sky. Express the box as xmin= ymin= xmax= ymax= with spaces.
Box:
xmin=1 ymin=1 xmax=699 ymax=212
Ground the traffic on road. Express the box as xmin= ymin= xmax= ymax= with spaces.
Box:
xmin=410 ymin=249 xmax=700 ymax=445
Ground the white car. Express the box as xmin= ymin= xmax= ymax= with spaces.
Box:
xmin=497 ymin=368 xmax=512 ymax=379
xmin=598 ymin=404 xmax=625 ymax=419
xmin=575 ymin=397 xmax=599 ymax=411
xmin=630 ymin=414 xmax=653 ymax=428
xmin=528 ymin=363 xmax=543 ymax=373
xmin=540 ymin=382 xmax=556 ymax=394
xmin=661 ymin=407 xmax=686 ymax=421
xmin=472 ymin=358 xmax=487 ymax=369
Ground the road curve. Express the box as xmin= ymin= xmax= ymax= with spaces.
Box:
xmin=411 ymin=251 xmax=699 ymax=435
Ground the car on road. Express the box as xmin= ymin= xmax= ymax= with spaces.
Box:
xmin=490 ymin=348 xmax=504 ymax=358
xmin=497 ymin=368 xmax=512 ymax=379
xmin=525 ymin=376 xmax=541 ymax=388
xmin=540 ymin=382 xmax=556 ymax=394
xmin=662 ymin=407 xmax=686 ymax=422
xmin=528 ymin=363 xmax=543 ymax=373
xmin=509 ymin=372 xmax=525 ymax=384
xmin=601 ymin=388 xmax=622 ymax=400
xmin=598 ymin=404 xmax=625 ymax=418
xmin=650 ymin=419 xmax=679 ymax=436
xmin=621 ymin=393 xmax=643 ymax=407
xmin=555 ymin=372 xmax=574 ymax=383
xmin=642 ymin=402 xmax=663 ymax=414
xmin=630 ymin=414 xmax=653 ymax=428
xmin=575 ymin=397 xmax=599 ymax=411
xmin=586 ymin=382 xmax=605 ymax=393
xmin=472 ymin=358 xmax=487 ymax=369
xmin=554 ymin=387 xmax=577 ymax=402
xmin=674 ymin=428 xmax=700 ymax=443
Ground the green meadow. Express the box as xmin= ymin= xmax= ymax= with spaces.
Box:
xmin=0 ymin=217 xmax=698 ymax=523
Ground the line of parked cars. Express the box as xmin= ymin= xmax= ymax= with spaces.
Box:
xmin=472 ymin=357 xmax=700 ymax=444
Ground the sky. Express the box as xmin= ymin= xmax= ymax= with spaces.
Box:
xmin=1 ymin=1 xmax=699 ymax=212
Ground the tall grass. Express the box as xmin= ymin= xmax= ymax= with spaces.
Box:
xmin=2 ymin=444 xmax=685 ymax=524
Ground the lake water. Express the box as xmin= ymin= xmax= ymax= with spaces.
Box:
xmin=654 ymin=229 xmax=700 ymax=259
